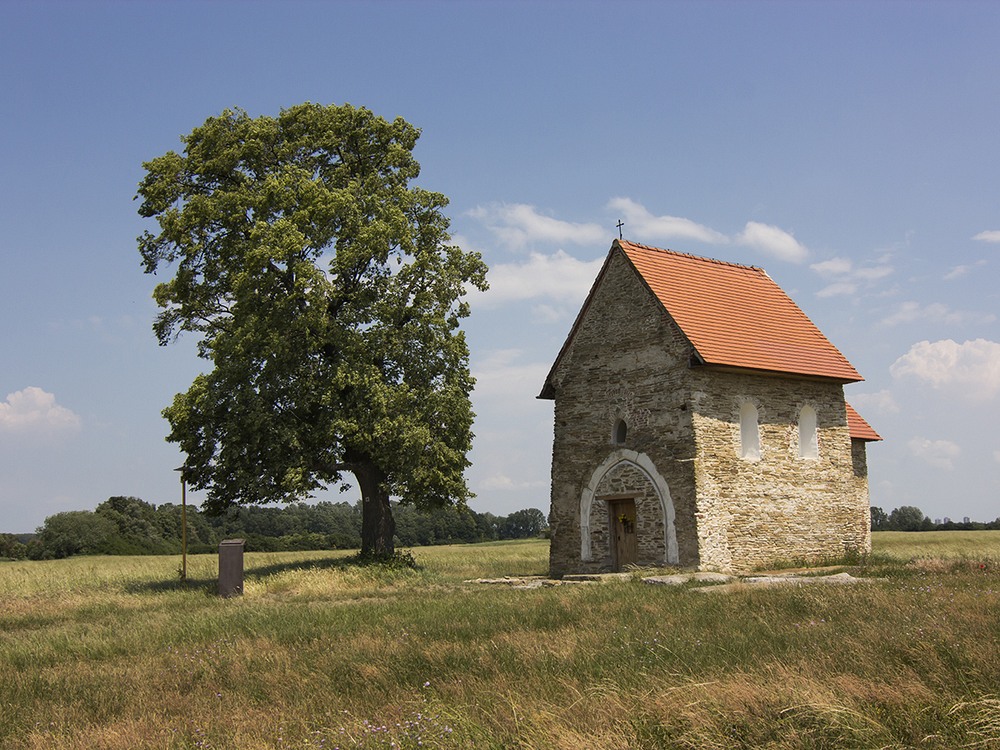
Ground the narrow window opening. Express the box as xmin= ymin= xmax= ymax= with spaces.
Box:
xmin=798 ymin=405 xmax=818 ymax=459
xmin=739 ymin=402 xmax=760 ymax=460
xmin=613 ymin=419 xmax=627 ymax=445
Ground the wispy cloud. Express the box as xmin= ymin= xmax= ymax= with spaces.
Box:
xmin=607 ymin=197 xmax=729 ymax=245
xmin=908 ymin=437 xmax=960 ymax=470
xmin=467 ymin=203 xmax=605 ymax=250
xmin=973 ymin=230 xmax=1000 ymax=243
xmin=811 ymin=257 xmax=853 ymax=276
xmin=816 ymin=281 xmax=859 ymax=299
xmin=472 ymin=250 xmax=604 ymax=308
xmin=471 ymin=349 xmax=551 ymax=402
xmin=610 ymin=197 xmax=813 ymax=263
xmin=0 ymin=387 xmax=81 ymax=433
xmin=890 ymin=338 xmax=1000 ymax=398
xmin=880 ymin=301 xmax=996 ymax=327
xmin=810 ymin=255 xmax=894 ymax=297
xmin=848 ymin=389 xmax=900 ymax=414
xmin=470 ymin=199 xmax=812 ymax=265
xmin=477 ymin=473 xmax=548 ymax=492
xmin=735 ymin=221 xmax=808 ymax=263
xmin=944 ymin=260 xmax=987 ymax=280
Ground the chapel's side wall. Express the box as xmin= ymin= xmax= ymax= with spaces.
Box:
xmin=690 ymin=371 xmax=872 ymax=573
xmin=547 ymin=251 xmax=699 ymax=576
xmin=850 ymin=438 xmax=873 ymax=533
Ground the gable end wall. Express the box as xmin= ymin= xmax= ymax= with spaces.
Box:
xmin=547 ymin=251 xmax=699 ymax=576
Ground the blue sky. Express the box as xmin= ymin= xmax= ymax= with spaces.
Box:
xmin=2 ymin=0 xmax=999 ymax=533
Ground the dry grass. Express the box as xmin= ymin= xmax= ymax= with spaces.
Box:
xmin=2 ymin=537 xmax=999 ymax=748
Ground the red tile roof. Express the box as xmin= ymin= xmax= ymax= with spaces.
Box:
xmin=846 ymin=402 xmax=882 ymax=442
xmin=618 ymin=240 xmax=863 ymax=382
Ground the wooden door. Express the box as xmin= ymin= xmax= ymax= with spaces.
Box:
xmin=609 ymin=498 xmax=638 ymax=571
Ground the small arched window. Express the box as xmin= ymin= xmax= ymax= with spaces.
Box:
xmin=798 ymin=405 xmax=818 ymax=459
xmin=739 ymin=402 xmax=760 ymax=460
xmin=613 ymin=418 xmax=627 ymax=445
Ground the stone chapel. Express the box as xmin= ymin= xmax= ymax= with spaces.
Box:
xmin=540 ymin=239 xmax=881 ymax=576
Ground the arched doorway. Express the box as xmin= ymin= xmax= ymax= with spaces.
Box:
xmin=579 ymin=449 xmax=678 ymax=570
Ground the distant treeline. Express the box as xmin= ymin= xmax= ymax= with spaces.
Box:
xmin=0 ymin=497 xmax=548 ymax=560
xmin=871 ymin=505 xmax=1000 ymax=532
xmin=5 ymin=500 xmax=995 ymax=561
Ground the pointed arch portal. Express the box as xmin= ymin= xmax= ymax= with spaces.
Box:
xmin=579 ymin=449 xmax=678 ymax=565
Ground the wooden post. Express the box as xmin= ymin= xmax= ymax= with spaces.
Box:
xmin=175 ymin=466 xmax=188 ymax=583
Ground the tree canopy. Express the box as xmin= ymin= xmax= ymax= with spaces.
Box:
xmin=137 ymin=103 xmax=488 ymax=555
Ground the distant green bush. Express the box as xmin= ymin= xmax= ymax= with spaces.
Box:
xmin=23 ymin=497 xmax=548 ymax=559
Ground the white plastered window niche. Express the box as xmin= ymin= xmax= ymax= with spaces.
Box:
xmin=738 ymin=400 xmax=761 ymax=461
xmin=798 ymin=404 xmax=819 ymax=459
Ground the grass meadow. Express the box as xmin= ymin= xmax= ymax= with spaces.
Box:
xmin=2 ymin=533 xmax=1000 ymax=749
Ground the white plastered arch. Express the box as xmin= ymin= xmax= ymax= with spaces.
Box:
xmin=579 ymin=449 xmax=678 ymax=564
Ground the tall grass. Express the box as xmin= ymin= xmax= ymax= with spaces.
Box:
xmin=2 ymin=537 xmax=999 ymax=748
xmin=873 ymin=529 xmax=1000 ymax=561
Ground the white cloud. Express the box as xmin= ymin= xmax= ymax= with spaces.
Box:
xmin=735 ymin=221 xmax=808 ymax=263
xmin=973 ymin=230 xmax=1000 ymax=243
xmin=472 ymin=250 xmax=604 ymax=308
xmin=854 ymin=266 xmax=893 ymax=281
xmin=472 ymin=349 xmax=551 ymax=401
xmin=468 ymin=203 xmax=604 ymax=250
xmin=810 ymin=257 xmax=853 ymax=276
xmin=607 ymin=197 xmax=729 ymax=245
xmin=908 ymin=437 xmax=960 ymax=470
xmin=880 ymin=301 xmax=996 ymax=327
xmin=0 ymin=387 xmax=81 ymax=433
xmin=890 ymin=339 xmax=1000 ymax=398
xmin=609 ymin=198 xmax=809 ymax=263
xmin=478 ymin=473 xmax=548 ymax=492
xmin=944 ymin=260 xmax=987 ymax=281
xmin=816 ymin=281 xmax=858 ymax=299
xmin=811 ymin=255 xmax=893 ymax=297
xmin=848 ymin=389 xmax=900 ymax=414
xmin=809 ymin=257 xmax=893 ymax=298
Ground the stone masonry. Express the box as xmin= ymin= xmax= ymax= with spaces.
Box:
xmin=543 ymin=244 xmax=873 ymax=577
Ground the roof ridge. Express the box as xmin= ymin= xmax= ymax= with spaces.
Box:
xmin=617 ymin=239 xmax=764 ymax=272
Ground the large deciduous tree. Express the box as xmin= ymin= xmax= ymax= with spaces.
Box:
xmin=137 ymin=103 xmax=488 ymax=556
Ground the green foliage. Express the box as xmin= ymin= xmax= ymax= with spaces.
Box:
xmin=889 ymin=504 xmax=932 ymax=531
xmin=36 ymin=511 xmax=119 ymax=558
xmin=870 ymin=505 xmax=889 ymax=531
xmin=870 ymin=505 xmax=998 ymax=532
xmin=25 ymin=495 xmax=547 ymax=559
xmin=499 ymin=507 xmax=547 ymax=539
xmin=0 ymin=534 xmax=27 ymax=560
xmin=136 ymin=103 xmax=488 ymax=554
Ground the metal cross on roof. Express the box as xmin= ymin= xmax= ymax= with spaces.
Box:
xmin=616 ymin=219 xmax=624 ymax=239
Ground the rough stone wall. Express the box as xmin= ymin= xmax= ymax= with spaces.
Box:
xmin=689 ymin=370 xmax=872 ymax=572
xmin=545 ymin=248 xmax=873 ymax=576
xmin=850 ymin=438 xmax=872 ymax=531
xmin=547 ymin=251 xmax=699 ymax=576
xmin=590 ymin=463 xmax=666 ymax=568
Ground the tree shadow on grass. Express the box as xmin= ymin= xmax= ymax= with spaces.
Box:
xmin=126 ymin=551 xmax=416 ymax=595
xmin=244 ymin=550 xmax=420 ymax=579
xmin=243 ymin=553 xmax=365 ymax=580
xmin=125 ymin=576 xmax=218 ymax=596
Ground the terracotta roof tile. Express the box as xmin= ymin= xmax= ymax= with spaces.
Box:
xmin=846 ymin=402 xmax=882 ymax=442
xmin=618 ymin=240 xmax=864 ymax=382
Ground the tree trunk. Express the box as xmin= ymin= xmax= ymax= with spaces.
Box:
xmin=355 ymin=462 xmax=395 ymax=557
